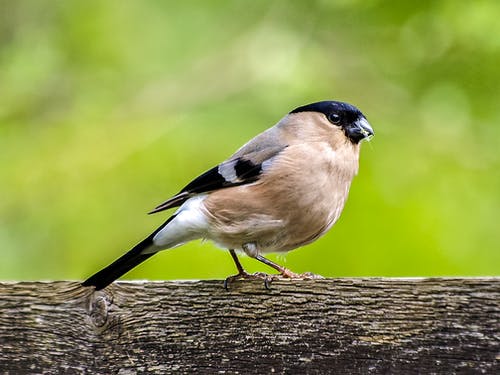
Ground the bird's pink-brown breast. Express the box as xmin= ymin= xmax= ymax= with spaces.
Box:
xmin=201 ymin=139 xmax=360 ymax=253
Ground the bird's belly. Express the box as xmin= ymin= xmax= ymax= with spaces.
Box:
xmin=203 ymin=185 xmax=348 ymax=253
xmin=269 ymin=196 xmax=345 ymax=252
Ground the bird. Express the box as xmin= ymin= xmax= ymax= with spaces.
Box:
xmin=82 ymin=100 xmax=374 ymax=290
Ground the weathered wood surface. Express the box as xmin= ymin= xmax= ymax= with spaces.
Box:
xmin=0 ymin=278 xmax=498 ymax=374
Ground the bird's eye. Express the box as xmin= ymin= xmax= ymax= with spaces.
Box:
xmin=328 ymin=113 xmax=342 ymax=125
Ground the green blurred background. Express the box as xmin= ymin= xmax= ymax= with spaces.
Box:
xmin=1 ymin=1 xmax=499 ymax=281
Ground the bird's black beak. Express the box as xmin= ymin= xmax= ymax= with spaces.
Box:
xmin=346 ymin=117 xmax=374 ymax=143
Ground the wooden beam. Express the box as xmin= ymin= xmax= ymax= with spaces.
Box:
xmin=0 ymin=278 xmax=498 ymax=373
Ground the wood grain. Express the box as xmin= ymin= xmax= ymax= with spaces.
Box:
xmin=0 ymin=278 xmax=498 ymax=374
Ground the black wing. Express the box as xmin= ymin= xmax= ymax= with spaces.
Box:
xmin=148 ymin=155 xmax=270 ymax=214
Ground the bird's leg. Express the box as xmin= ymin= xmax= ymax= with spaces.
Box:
xmin=243 ymin=240 xmax=324 ymax=280
xmin=224 ymin=249 xmax=273 ymax=289
xmin=225 ymin=244 xmax=323 ymax=289
xmin=254 ymin=254 xmax=298 ymax=277
xmin=241 ymin=242 xmax=300 ymax=278
xmin=244 ymin=243 xmax=323 ymax=288
xmin=229 ymin=249 xmax=245 ymax=275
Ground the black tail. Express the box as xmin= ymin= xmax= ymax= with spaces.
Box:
xmin=82 ymin=216 xmax=175 ymax=290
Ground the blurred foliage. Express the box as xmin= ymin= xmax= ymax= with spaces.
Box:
xmin=0 ymin=0 xmax=499 ymax=281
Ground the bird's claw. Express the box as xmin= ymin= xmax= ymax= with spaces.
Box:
xmin=224 ymin=271 xmax=275 ymax=290
xmin=280 ymin=270 xmax=325 ymax=280
xmin=224 ymin=270 xmax=323 ymax=290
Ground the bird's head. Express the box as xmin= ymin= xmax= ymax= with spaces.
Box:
xmin=289 ymin=101 xmax=374 ymax=144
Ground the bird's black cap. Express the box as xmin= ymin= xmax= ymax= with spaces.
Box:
xmin=290 ymin=100 xmax=363 ymax=121
xmin=290 ymin=100 xmax=373 ymax=143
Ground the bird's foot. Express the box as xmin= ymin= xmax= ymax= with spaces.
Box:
xmin=224 ymin=271 xmax=275 ymax=290
xmin=279 ymin=269 xmax=325 ymax=280
xmin=224 ymin=270 xmax=324 ymax=290
xmin=262 ymin=270 xmax=324 ymax=289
